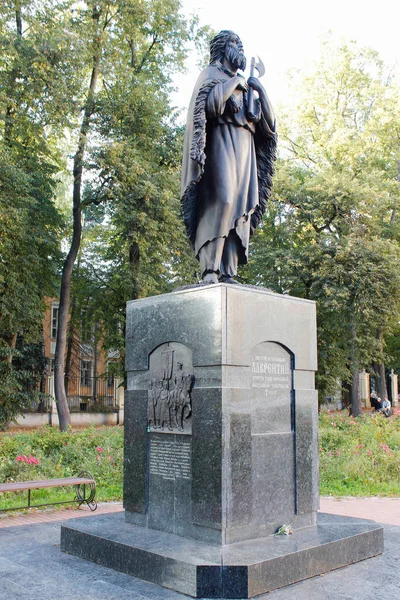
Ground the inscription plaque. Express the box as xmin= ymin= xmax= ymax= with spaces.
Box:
xmin=250 ymin=341 xmax=295 ymax=519
xmin=148 ymin=434 xmax=192 ymax=536
xmin=251 ymin=342 xmax=293 ymax=434
xmin=149 ymin=437 xmax=191 ymax=481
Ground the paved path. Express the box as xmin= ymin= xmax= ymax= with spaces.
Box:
xmin=1 ymin=499 xmax=399 ymax=600
xmin=2 ymin=496 xmax=400 ymax=528
xmin=0 ymin=501 xmax=123 ymax=528
xmin=320 ymin=496 xmax=400 ymax=526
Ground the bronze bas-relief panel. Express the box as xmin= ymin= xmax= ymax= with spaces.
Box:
xmin=147 ymin=342 xmax=194 ymax=434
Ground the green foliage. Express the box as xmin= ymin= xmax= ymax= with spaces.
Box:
xmin=319 ymin=411 xmax=400 ymax=496
xmin=0 ymin=147 xmax=62 ymax=342
xmin=0 ymin=425 xmax=123 ymax=508
xmin=247 ymin=38 xmax=400 ymax=400
xmin=0 ymin=1 xmax=205 ymax=414
xmin=0 ymin=346 xmax=44 ymax=430
xmin=59 ymin=0 xmax=203 ymax=364
xmin=385 ymin=324 xmax=400 ymax=372
xmin=0 ymin=2 xmax=66 ymax=427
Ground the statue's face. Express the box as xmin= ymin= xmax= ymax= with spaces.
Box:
xmin=225 ymin=33 xmax=246 ymax=71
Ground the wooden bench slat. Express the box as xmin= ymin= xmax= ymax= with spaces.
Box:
xmin=0 ymin=477 xmax=94 ymax=493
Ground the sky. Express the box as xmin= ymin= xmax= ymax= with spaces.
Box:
xmin=173 ymin=0 xmax=400 ymax=116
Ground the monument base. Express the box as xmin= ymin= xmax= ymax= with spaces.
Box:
xmin=61 ymin=512 xmax=383 ymax=598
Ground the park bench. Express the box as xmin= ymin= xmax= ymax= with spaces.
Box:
xmin=0 ymin=471 xmax=97 ymax=512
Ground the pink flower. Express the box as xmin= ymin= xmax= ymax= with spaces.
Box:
xmin=107 ymin=456 xmax=111 ymax=461
xmin=15 ymin=454 xmax=39 ymax=465
xmin=96 ymin=447 xmax=103 ymax=453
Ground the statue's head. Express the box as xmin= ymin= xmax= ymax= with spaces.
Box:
xmin=209 ymin=30 xmax=246 ymax=71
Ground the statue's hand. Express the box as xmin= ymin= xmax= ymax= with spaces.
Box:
xmin=247 ymin=76 xmax=265 ymax=95
xmin=235 ymin=76 xmax=248 ymax=92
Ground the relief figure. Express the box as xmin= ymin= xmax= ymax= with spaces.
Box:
xmin=147 ymin=343 xmax=194 ymax=433
xmin=147 ymin=378 xmax=157 ymax=427
xmin=159 ymin=380 xmax=173 ymax=431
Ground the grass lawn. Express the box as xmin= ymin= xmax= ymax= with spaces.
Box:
xmin=1 ymin=410 xmax=399 ymax=511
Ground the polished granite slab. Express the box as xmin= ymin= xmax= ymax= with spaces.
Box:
xmin=124 ymin=285 xmax=319 ymax=545
xmin=61 ymin=512 xmax=383 ymax=598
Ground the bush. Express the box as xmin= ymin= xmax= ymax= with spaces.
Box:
xmin=319 ymin=410 xmax=400 ymax=496
xmin=0 ymin=425 xmax=123 ymax=508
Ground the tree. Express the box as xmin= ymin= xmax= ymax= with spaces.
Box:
xmin=0 ymin=2 xmax=73 ymax=429
xmin=0 ymin=1 xmax=85 ymax=425
xmin=52 ymin=1 xmax=206 ymax=430
xmin=0 ymin=1 xmax=207 ymax=429
xmin=246 ymin=38 xmax=400 ymax=414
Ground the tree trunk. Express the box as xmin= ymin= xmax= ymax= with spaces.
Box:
xmin=54 ymin=9 xmax=103 ymax=431
xmin=373 ymin=362 xmax=388 ymax=400
xmin=129 ymin=239 xmax=141 ymax=298
xmin=64 ymin=294 xmax=78 ymax=397
xmin=375 ymin=362 xmax=387 ymax=399
xmin=0 ymin=333 xmax=17 ymax=364
xmin=373 ymin=330 xmax=388 ymax=400
xmin=92 ymin=324 xmax=98 ymax=403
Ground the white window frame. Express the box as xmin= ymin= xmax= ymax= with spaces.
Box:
xmin=80 ymin=360 xmax=92 ymax=387
xmin=106 ymin=361 xmax=115 ymax=388
xmin=51 ymin=304 xmax=59 ymax=340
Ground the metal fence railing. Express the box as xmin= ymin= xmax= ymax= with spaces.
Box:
xmin=24 ymin=376 xmax=121 ymax=413
xmin=65 ymin=375 xmax=120 ymax=412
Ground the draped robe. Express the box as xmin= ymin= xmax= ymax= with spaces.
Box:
xmin=181 ymin=63 xmax=277 ymax=265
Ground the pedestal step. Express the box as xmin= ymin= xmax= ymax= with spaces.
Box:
xmin=61 ymin=512 xmax=383 ymax=598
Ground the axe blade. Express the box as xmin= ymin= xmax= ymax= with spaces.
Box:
xmin=254 ymin=55 xmax=265 ymax=78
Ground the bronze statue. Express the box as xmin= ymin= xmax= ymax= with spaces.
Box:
xmin=181 ymin=30 xmax=277 ymax=284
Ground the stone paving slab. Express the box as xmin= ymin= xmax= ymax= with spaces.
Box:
xmin=0 ymin=501 xmax=399 ymax=600
xmin=2 ymin=496 xmax=400 ymax=528
xmin=0 ymin=501 xmax=123 ymax=528
xmin=320 ymin=496 xmax=400 ymax=526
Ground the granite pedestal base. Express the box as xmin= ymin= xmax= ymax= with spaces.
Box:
xmin=123 ymin=285 xmax=320 ymax=545
xmin=61 ymin=512 xmax=383 ymax=598
xmin=61 ymin=285 xmax=383 ymax=597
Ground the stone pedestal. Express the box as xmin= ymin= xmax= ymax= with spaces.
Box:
xmin=359 ymin=369 xmax=371 ymax=408
xmin=61 ymin=284 xmax=383 ymax=597
xmin=390 ymin=369 xmax=398 ymax=407
xmin=123 ymin=284 xmax=319 ymax=543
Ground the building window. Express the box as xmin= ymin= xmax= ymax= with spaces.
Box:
xmin=107 ymin=366 xmax=115 ymax=388
xmin=80 ymin=360 xmax=92 ymax=387
xmin=51 ymin=305 xmax=59 ymax=339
